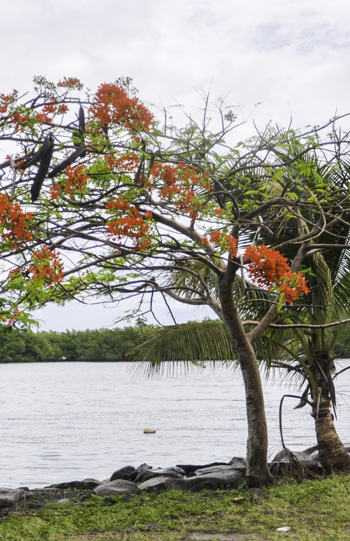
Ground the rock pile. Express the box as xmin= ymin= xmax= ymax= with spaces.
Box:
xmin=0 ymin=447 xmax=329 ymax=511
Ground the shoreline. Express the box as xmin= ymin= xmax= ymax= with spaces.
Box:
xmin=0 ymin=445 xmax=324 ymax=499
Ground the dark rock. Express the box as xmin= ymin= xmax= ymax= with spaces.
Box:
xmin=94 ymin=479 xmax=139 ymax=497
xmin=45 ymin=479 xmax=101 ymax=490
xmin=303 ymin=445 xmax=319 ymax=456
xmin=176 ymin=461 xmax=230 ymax=477
xmin=134 ymin=467 xmax=184 ymax=484
xmin=166 ymin=466 xmax=186 ymax=476
xmin=139 ymin=475 xmax=185 ymax=493
xmin=0 ymin=488 xmax=27 ymax=507
xmin=308 ymin=449 xmax=321 ymax=461
xmin=132 ymin=463 xmax=152 ymax=480
xmin=184 ymin=469 xmax=244 ymax=491
xmin=110 ymin=466 xmax=137 ymax=482
xmin=194 ymin=464 xmax=244 ymax=477
xmin=271 ymin=449 xmax=322 ymax=468
xmin=137 ymin=463 xmax=153 ymax=472
xmin=189 ymin=481 xmax=219 ymax=493
xmin=228 ymin=457 xmax=246 ymax=471
xmin=270 ymin=449 xmax=322 ymax=478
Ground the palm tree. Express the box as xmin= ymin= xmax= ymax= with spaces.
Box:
xmin=265 ymin=249 xmax=350 ymax=472
xmin=256 ymin=128 xmax=350 ymax=472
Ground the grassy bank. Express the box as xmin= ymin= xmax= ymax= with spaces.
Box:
xmin=1 ymin=475 xmax=350 ymax=540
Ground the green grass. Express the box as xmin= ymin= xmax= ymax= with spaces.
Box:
xmin=1 ymin=475 xmax=350 ymax=540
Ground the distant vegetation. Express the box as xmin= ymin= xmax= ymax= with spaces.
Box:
xmin=0 ymin=323 xmax=349 ymax=363
xmin=0 ymin=326 xmax=153 ymax=363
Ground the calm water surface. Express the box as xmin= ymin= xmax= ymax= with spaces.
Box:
xmin=1 ymin=361 xmax=350 ymax=488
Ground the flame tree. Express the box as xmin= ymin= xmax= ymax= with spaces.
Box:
xmin=2 ymin=76 xmax=350 ymax=482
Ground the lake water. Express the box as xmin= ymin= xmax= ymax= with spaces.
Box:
xmin=1 ymin=361 xmax=350 ymax=488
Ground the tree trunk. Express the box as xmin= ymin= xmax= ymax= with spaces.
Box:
xmin=219 ymin=277 xmax=273 ymax=485
xmin=314 ymin=396 xmax=350 ymax=472
xmin=238 ymin=338 xmax=273 ymax=485
xmin=312 ymin=390 xmax=350 ymax=472
xmin=311 ymin=352 xmax=350 ymax=472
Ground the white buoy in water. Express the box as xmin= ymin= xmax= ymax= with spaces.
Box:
xmin=143 ymin=427 xmax=156 ymax=434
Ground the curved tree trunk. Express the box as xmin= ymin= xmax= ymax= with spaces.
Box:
xmin=314 ymin=397 xmax=350 ymax=472
xmin=219 ymin=277 xmax=273 ymax=485
xmin=312 ymin=387 xmax=350 ymax=473
xmin=311 ymin=352 xmax=350 ymax=472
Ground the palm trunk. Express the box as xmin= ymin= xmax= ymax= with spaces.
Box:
xmin=313 ymin=391 xmax=350 ymax=473
xmin=311 ymin=352 xmax=350 ymax=473
xmin=219 ymin=276 xmax=272 ymax=485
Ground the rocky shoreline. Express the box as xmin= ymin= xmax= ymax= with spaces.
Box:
xmin=0 ymin=446 xmax=326 ymax=519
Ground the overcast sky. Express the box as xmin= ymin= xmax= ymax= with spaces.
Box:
xmin=2 ymin=0 xmax=350 ymax=331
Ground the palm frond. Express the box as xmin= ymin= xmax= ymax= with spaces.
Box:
xmin=127 ymin=320 xmax=237 ymax=377
xmin=163 ymin=259 xmax=219 ymax=301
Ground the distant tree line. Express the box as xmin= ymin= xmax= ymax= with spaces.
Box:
xmin=1 ymin=322 xmax=349 ymax=364
xmin=0 ymin=326 xmax=151 ymax=363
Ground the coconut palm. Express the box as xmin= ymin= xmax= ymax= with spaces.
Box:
xmin=266 ymin=250 xmax=350 ymax=472
xmin=255 ymin=128 xmax=350 ymax=472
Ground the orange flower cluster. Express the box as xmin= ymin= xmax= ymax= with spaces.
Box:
xmin=36 ymin=100 xmax=69 ymax=124
xmin=202 ymin=230 xmax=238 ymax=258
xmin=8 ymin=111 xmax=29 ymax=132
xmin=279 ymin=270 xmax=311 ymax=304
xmin=49 ymin=165 xmax=89 ymax=200
xmin=244 ymin=244 xmax=289 ymax=286
xmin=105 ymin=152 xmax=140 ymax=173
xmin=49 ymin=184 xmax=62 ymax=201
xmin=57 ymin=104 xmax=69 ymax=114
xmin=151 ymin=162 xmax=210 ymax=189
xmin=30 ymin=246 xmax=64 ymax=286
xmin=106 ymin=196 xmax=131 ymax=212
xmin=106 ymin=198 xmax=152 ymax=251
xmin=244 ymin=244 xmax=310 ymax=304
xmin=90 ymin=83 xmax=153 ymax=131
xmin=0 ymin=194 xmax=33 ymax=249
xmin=36 ymin=113 xmax=52 ymax=123
xmin=150 ymin=163 xmax=210 ymax=215
xmin=65 ymin=165 xmax=88 ymax=194
xmin=0 ymin=90 xmax=18 ymax=114
xmin=5 ymin=92 xmax=69 ymax=129
xmin=57 ymin=78 xmax=83 ymax=89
